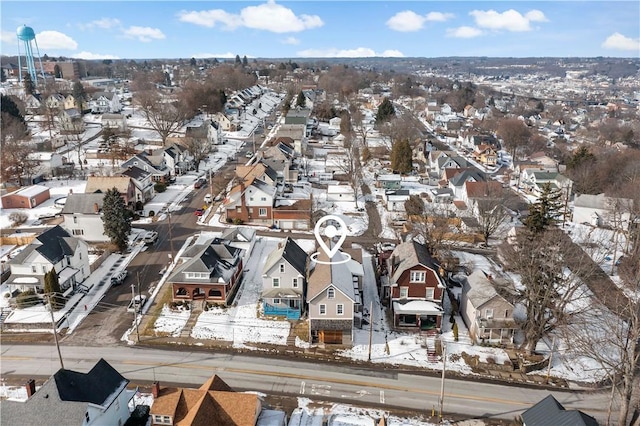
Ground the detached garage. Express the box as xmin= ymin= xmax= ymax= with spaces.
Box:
xmin=1 ymin=185 xmax=50 ymax=209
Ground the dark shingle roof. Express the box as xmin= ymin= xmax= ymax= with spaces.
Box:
xmin=11 ymin=226 xmax=74 ymax=265
xmin=55 ymin=358 xmax=128 ymax=405
xmin=521 ymin=395 xmax=599 ymax=426
xmin=61 ymin=193 xmax=105 ymax=214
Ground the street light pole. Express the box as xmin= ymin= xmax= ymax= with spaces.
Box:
xmin=167 ymin=210 xmax=175 ymax=264
xmin=438 ymin=341 xmax=447 ymax=422
xmin=46 ymin=294 xmax=65 ymax=369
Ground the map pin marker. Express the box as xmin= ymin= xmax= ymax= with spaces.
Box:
xmin=314 ymin=215 xmax=348 ymax=259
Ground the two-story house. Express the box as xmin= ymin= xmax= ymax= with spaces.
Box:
xmin=45 ymin=93 xmax=65 ymax=111
xmin=386 ymin=240 xmax=445 ymax=333
xmin=119 ymin=165 xmax=155 ymax=206
xmin=163 ymin=143 xmax=193 ymax=175
xmin=0 ymin=359 xmax=134 ymax=426
xmin=307 ymin=243 xmax=358 ymax=346
xmin=167 ymin=237 xmax=243 ymax=305
xmin=101 ymin=113 xmax=127 ymax=132
xmin=185 ymin=119 xmax=219 ymax=150
xmin=224 ymin=177 xmax=276 ymax=225
xmin=61 ymin=193 xmax=109 ymax=242
xmin=261 ymin=237 xmax=309 ymax=320
xmin=460 ymin=270 xmax=517 ymax=345
xmin=120 ymin=154 xmax=170 ymax=183
xmin=89 ymin=91 xmax=121 ymax=114
xmin=57 ymin=108 xmax=83 ymax=133
xmin=6 ymin=225 xmax=90 ymax=295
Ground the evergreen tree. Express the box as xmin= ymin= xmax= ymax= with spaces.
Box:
xmin=390 ymin=139 xmax=413 ymax=174
xmin=375 ymin=97 xmax=395 ymax=124
xmin=296 ymin=91 xmax=306 ymax=108
xmin=242 ymin=55 xmax=248 ymax=67
xmin=235 ymin=55 xmax=241 ymax=65
xmin=72 ymin=80 xmax=87 ymax=112
xmin=44 ymin=269 xmax=64 ymax=310
xmin=567 ymin=145 xmax=595 ymax=170
xmin=101 ymin=188 xmax=132 ymax=252
xmin=54 ymin=64 xmax=62 ymax=78
xmin=1 ymin=95 xmax=25 ymax=124
xmin=219 ymin=90 xmax=227 ymax=107
xmin=23 ymin=73 xmax=35 ymax=95
xmin=524 ymin=182 xmax=564 ymax=234
xmin=190 ymin=57 xmax=197 ymax=67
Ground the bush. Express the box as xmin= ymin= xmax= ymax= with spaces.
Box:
xmin=16 ymin=289 xmax=39 ymax=308
xmin=226 ymin=217 xmax=233 ymax=223
xmin=452 ymin=322 xmax=459 ymax=341
xmin=233 ymin=218 xmax=244 ymax=225
xmin=148 ymin=210 xmax=155 ymax=217
xmin=9 ymin=212 xmax=28 ymax=227
xmin=154 ymin=182 xmax=167 ymax=193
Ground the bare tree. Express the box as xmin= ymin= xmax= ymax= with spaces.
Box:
xmin=135 ymin=89 xmax=189 ymax=146
xmin=496 ymin=117 xmax=531 ymax=162
xmin=409 ymin=203 xmax=456 ymax=259
xmin=469 ymin=182 xmax=517 ymax=245
xmin=0 ymin=113 xmax=37 ymax=183
xmin=378 ymin=114 xmax=422 ymax=153
xmin=183 ymin=137 xmax=209 ymax=173
xmin=500 ymin=229 xmax=600 ymax=353
xmin=335 ymin=139 xmax=362 ymax=208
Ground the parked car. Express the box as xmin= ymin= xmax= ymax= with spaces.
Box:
xmin=214 ymin=193 xmax=224 ymax=202
xmin=245 ymin=151 xmax=253 ymax=158
xmin=111 ymin=270 xmax=128 ymax=286
xmin=204 ymin=194 xmax=212 ymax=204
xmin=143 ymin=231 xmax=158 ymax=245
xmin=194 ymin=208 xmax=204 ymax=216
xmin=194 ymin=178 xmax=206 ymax=189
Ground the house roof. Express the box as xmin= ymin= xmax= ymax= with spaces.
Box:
xmin=463 ymin=270 xmax=510 ymax=309
xmin=167 ymin=239 xmax=241 ymax=283
xmin=574 ymin=193 xmax=633 ymax=210
xmin=61 ymin=193 xmax=105 ymax=214
xmin=4 ymin=184 xmax=50 ymax=198
xmin=449 ymin=169 xmax=487 ymax=187
xmin=121 ymin=165 xmax=152 ymax=181
xmin=307 ymin=241 xmax=357 ymax=302
xmin=262 ymin=237 xmax=308 ymax=276
xmin=85 ymin=176 xmax=131 ymax=194
xmin=390 ymin=240 xmax=441 ymax=285
xmin=465 ymin=181 xmax=503 ymax=199
xmin=0 ymin=358 xmax=129 ymax=426
xmin=10 ymin=225 xmax=75 ymax=265
xmin=521 ymin=395 xmax=598 ymax=426
xmin=150 ymin=376 xmax=259 ymax=426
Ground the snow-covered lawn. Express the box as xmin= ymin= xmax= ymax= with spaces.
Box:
xmin=153 ymin=304 xmax=191 ymax=337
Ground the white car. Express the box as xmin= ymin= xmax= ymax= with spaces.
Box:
xmin=204 ymin=194 xmax=212 ymax=204
xmin=127 ymin=295 xmax=147 ymax=313
xmin=143 ymin=231 xmax=158 ymax=244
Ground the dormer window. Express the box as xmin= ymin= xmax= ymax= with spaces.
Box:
xmin=327 ymin=287 xmax=335 ymax=299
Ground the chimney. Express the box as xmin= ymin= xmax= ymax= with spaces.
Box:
xmin=68 ymin=188 xmax=73 ymax=194
xmin=93 ymin=203 xmax=99 ymax=213
xmin=25 ymin=379 xmax=36 ymax=398
xmin=151 ymin=381 xmax=160 ymax=398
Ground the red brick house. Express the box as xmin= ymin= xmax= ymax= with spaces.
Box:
xmin=224 ymin=177 xmax=276 ymax=225
xmin=1 ymin=184 xmax=50 ymax=209
xmin=386 ymin=240 xmax=445 ymax=333
xmin=167 ymin=238 xmax=243 ymax=305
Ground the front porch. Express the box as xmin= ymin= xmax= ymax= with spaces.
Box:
xmin=392 ymin=300 xmax=443 ymax=332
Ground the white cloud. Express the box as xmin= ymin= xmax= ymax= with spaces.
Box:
xmin=425 ymin=12 xmax=455 ymax=22
xmin=470 ymin=9 xmax=548 ymax=32
xmin=602 ymin=32 xmax=640 ymax=51
xmin=191 ymin=52 xmax=237 ymax=59
xmin=296 ymin=47 xmax=404 ymax=58
xmin=282 ymin=36 xmax=300 ymax=45
xmin=446 ymin=26 xmax=484 ymax=38
xmin=122 ymin=26 xmax=165 ymax=42
xmin=1 ymin=30 xmax=16 ymax=44
xmin=79 ymin=18 xmax=121 ymax=30
xmin=71 ymin=51 xmax=120 ymax=60
xmin=35 ymin=31 xmax=78 ymax=50
xmin=386 ymin=11 xmax=426 ymax=32
xmin=178 ymin=0 xmax=323 ymax=33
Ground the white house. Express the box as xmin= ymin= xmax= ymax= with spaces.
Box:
xmin=6 ymin=225 xmax=90 ymax=295
xmin=101 ymin=113 xmax=127 ymax=132
xmin=384 ymin=189 xmax=411 ymax=212
xmin=89 ymin=92 xmax=121 ymax=114
xmin=573 ymin=193 xmax=633 ymax=229
xmin=61 ymin=193 xmax=109 ymax=242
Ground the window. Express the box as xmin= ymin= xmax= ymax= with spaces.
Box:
xmin=505 ymin=309 xmax=510 ymax=318
xmin=410 ymin=271 xmax=426 ymax=283
xmin=42 ymin=265 xmax=47 ymax=273
xmin=261 ymin=197 xmax=267 ymax=201
xmin=272 ymin=277 xmax=280 ymax=287
xmin=73 ymin=216 xmax=78 ymax=224
xmin=163 ymin=416 xmax=171 ymax=424
xmin=327 ymin=287 xmax=335 ymax=299
xmin=425 ymin=288 xmax=435 ymax=299
xmin=485 ymin=308 xmax=494 ymax=319
xmin=72 ymin=229 xmax=84 ymax=236
xmin=292 ymin=277 xmax=299 ymax=288
xmin=236 ymin=207 xmax=242 ymax=212
xmin=31 ymin=265 xmax=37 ymax=273
xmin=259 ymin=208 xmax=267 ymax=216
xmin=279 ymin=263 xmax=285 ymax=273
xmin=85 ymin=412 xmax=90 ymax=423
xmin=337 ymin=304 xmax=344 ymax=315
xmin=273 ymin=298 xmax=280 ymax=304
xmin=319 ymin=304 xmax=326 ymax=315
xmin=399 ymin=286 xmax=408 ymax=298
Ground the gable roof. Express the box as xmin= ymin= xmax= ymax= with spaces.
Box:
xmin=464 ymin=270 xmax=510 ymax=309
xmin=262 ymin=237 xmax=308 ymax=276
xmin=307 ymin=241 xmax=356 ymax=302
xmin=0 ymin=359 xmax=129 ymax=426
xmin=11 ymin=225 xmax=75 ymax=265
xmin=449 ymin=169 xmax=487 ymax=187
xmin=167 ymin=239 xmax=241 ymax=283
xmin=521 ymin=395 xmax=598 ymax=426
xmin=390 ymin=240 xmax=440 ymax=284
xmin=150 ymin=376 xmax=259 ymax=426
xmin=85 ymin=176 xmax=131 ymax=194
xmin=61 ymin=193 xmax=105 ymax=214
xmin=465 ymin=181 xmax=504 ymax=199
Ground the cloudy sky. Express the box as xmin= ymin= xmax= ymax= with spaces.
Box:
xmin=2 ymin=1 xmax=639 ymax=60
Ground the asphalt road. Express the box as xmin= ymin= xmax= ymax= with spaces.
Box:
xmin=0 ymin=343 xmax=610 ymax=423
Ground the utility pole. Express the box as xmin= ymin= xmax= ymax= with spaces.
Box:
xmin=438 ymin=341 xmax=446 ymax=422
xmin=134 ymin=273 xmax=142 ymax=342
xmin=367 ymin=301 xmax=374 ymax=361
xmin=167 ymin=210 xmax=175 ymax=264
xmin=209 ymin=167 xmax=214 ymax=200
xmin=46 ymin=294 xmax=64 ymax=369
xmin=130 ymin=283 xmax=139 ymax=343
